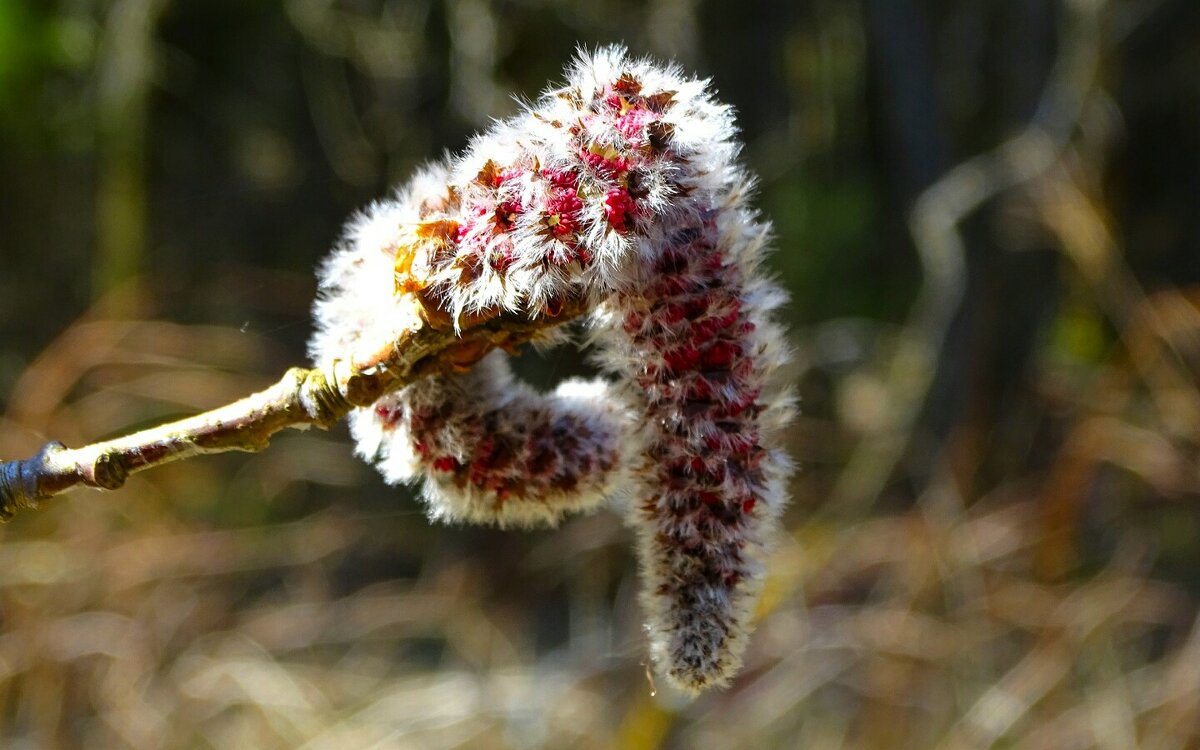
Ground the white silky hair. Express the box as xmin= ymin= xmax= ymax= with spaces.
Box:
xmin=309 ymin=46 xmax=795 ymax=695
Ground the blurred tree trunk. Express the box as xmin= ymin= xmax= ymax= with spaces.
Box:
xmin=94 ymin=0 xmax=167 ymax=313
xmin=866 ymin=0 xmax=1061 ymax=501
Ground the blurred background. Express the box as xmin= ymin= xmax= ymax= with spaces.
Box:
xmin=0 ymin=0 xmax=1199 ymax=747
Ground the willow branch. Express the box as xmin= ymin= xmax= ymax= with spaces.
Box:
xmin=0 ymin=295 xmax=584 ymax=521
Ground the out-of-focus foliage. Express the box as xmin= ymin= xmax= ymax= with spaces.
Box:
xmin=1 ymin=0 xmax=1199 ymax=747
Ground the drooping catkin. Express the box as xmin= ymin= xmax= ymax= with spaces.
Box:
xmin=310 ymin=47 xmax=794 ymax=693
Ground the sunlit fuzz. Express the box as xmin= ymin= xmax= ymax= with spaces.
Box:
xmin=309 ymin=46 xmax=795 ymax=693
xmin=309 ymin=162 xmax=630 ymax=528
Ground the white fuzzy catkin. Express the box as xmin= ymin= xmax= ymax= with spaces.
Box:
xmin=310 ymin=47 xmax=794 ymax=694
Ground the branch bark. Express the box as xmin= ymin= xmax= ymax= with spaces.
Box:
xmin=0 ymin=295 xmax=583 ymax=521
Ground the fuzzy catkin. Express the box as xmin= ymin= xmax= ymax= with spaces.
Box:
xmin=367 ymin=351 xmax=629 ymax=527
xmin=310 ymin=47 xmax=794 ymax=694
